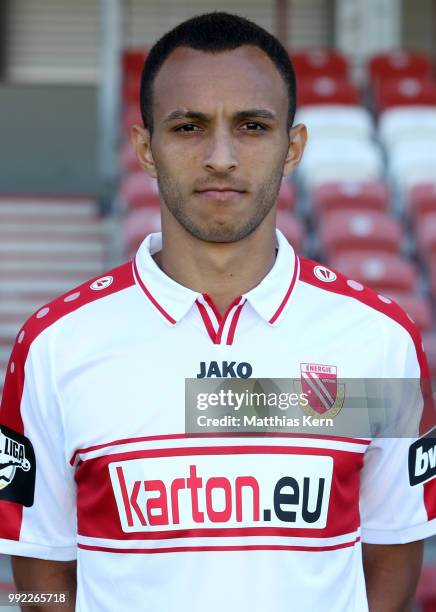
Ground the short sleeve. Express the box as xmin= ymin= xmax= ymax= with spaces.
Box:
xmin=0 ymin=324 xmax=77 ymax=560
xmin=359 ymin=326 xmax=436 ymax=544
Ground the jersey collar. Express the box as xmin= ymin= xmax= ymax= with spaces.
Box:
xmin=133 ymin=230 xmax=299 ymax=326
xmin=244 ymin=229 xmax=299 ymax=326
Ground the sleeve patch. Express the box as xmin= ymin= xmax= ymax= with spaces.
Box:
xmin=409 ymin=427 xmax=436 ymax=486
xmin=0 ymin=425 xmax=35 ymax=506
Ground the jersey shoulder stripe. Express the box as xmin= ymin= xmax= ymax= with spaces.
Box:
xmin=299 ymin=255 xmax=434 ymax=436
xmin=1 ymin=261 xmax=135 ymax=434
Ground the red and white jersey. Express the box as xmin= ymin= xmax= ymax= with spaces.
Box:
xmin=0 ymin=230 xmax=435 ymax=612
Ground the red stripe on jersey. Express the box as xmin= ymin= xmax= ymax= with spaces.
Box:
xmin=75 ymin=445 xmax=363 ymax=542
xmin=78 ymin=538 xmax=360 ymax=554
xmin=0 ymin=261 xmax=135 ymax=541
xmin=226 ymin=301 xmax=246 ymax=345
xmin=195 ymin=300 xmax=218 ymax=343
xmin=196 ymin=296 xmax=244 ymax=345
xmin=70 ymin=432 xmax=371 ymax=466
xmin=202 ymin=294 xmax=221 ymax=324
xmin=269 ymin=256 xmax=300 ymax=324
xmin=216 ymin=297 xmax=243 ymax=344
xmin=132 ymin=258 xmax=176 ymax=324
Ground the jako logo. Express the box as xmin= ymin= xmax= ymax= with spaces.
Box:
xmin=109 ymin=454 xmax=333 ymax=532
xmin=197 ymin=361 xmax=252 ymax=378
xmin=409 ymin=431 xmax=436 ymax=486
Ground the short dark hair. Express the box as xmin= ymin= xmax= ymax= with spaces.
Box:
xmin=139 ymin=12 xmax=297 ymax=133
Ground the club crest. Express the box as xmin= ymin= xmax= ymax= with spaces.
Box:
xmin=294 ymin=363 xmax=345 ymax=419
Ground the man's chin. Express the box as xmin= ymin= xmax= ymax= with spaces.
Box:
xmin=185 ymin=221 xmax=259 ymax=244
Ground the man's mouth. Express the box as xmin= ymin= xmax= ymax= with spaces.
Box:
xmin=195 ymin=189 xmax=247 ymax=201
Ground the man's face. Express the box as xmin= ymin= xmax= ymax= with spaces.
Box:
xmin=134 ymin=45 xmax=305 ymax=243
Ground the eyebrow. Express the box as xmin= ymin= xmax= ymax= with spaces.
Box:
xmin=163 ymin=108 xmax=277 ymax=123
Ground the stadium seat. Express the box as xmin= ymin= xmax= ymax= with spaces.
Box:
xmin=415 ymin=212 xmax=436 ymax=262
xmin=291 ymin=50 xmax=349 ymax=80
xmin=368 ymin=50 xmax=433 ymax=91
xmin=379 ymin=106 xmax=436 ymax=152
xmin=330 ymin=252 xmax=418 ymax=292
xmin=295 ymin=105 xmax=373 ymax=141
xmin=312 ymin=181 xmax=389 ymax=216
xmin=298 ymin=140 xmax=383 ymax=189
xmin=276 ymin=211 xmax=305 ymax=252
xmin=388 ymin=141 xmax=436 ymax=192
xmin=124 ymin=208 xmax=161 ymax=257
xmin=376 ymin=78 xmax=436 ymax=113
xmin=408 ymin=183 xmax=436 ymax=221
xmin=120 ymin=172 xmax=160 ymax=210
xmin=122 ymin=49 xmax=147 ymax=77
xmin=298 ymin=78 xmax=360 ymax=107
xmin=277 ymin=180 xmax=296 ymax=211
xmin=319 ymin=210 xmax=402 ymax=257
xmin=383 ymin=291 xmax=433 ymax=331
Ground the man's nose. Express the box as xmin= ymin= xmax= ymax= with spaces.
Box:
xmin=203 ymin=129 xmax=238 ymax=173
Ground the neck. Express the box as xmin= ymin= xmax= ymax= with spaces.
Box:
xmin=154 ymin=211 xmax=277 ymax=316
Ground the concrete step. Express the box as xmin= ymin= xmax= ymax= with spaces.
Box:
xmin=0 ymin=269 xmax=99 ymax=280
xmin=0 ymin=260 xmax=102 ymax=272
xmin=0 ymin=221 xmax=107 ymax=234
xmin=0 ymin=241 xmax=105 ymax=254
xmin=0 ymin=301 xmax=43 ymax=316
xmin=0 ymin=279 xmax=84 ymax=293
xmin=0 ymin=200 xmax=97 ymax=217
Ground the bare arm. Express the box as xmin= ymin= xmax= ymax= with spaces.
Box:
xmin=11 ymin=556 xmax=76 ymax=612
xmin=362 ymin=541 xmax=423 ymax=612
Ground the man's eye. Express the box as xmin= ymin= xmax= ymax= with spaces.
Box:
xmin=241 ymin=122 xmax=267 ymax=131
xmin=174 ymin=124 xmax=201 ymax=133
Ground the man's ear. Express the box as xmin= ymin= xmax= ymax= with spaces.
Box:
xmin=283 ymin=123 xmax=307 ymax=177
xmin=130 ymin=125 xmax=157 ymax=178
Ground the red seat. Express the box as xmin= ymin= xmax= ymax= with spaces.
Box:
xmin=376 ymin=78 xmax=436 ymax=112
xmin=408 ymin=183 xmax=436 ymax=221
xmin=276 ymin=211 xmax=305 ymax=253
xmin=291 ymin=50 xmax=349 ymax=80
xmin=298 ymin=77 xmax=359 ymax=106
xmin=277 ymin=181 xmax=296 ymax=211
xmin=319 ymin=210 xmax=402 ymax=257
xmin=312 ymin=181 xmax=389 ymax=216
xmin=369 ymin=50 xmax=433 ymax=90
xmin=384 ymin=291 xmax=432 ymax=331
xmin=415 ymin=213 xmax=436 ymax=263
xmin=330 ymin=252 xmax=418 ymax=292
xmin=124 ymin=208 xmax=161 ymax=257
xmin=120 ymin=172 xmax=160 ymax=210
xmin=123 ymin=50 xmax=147 ymax=76
xmin=122 ymin=49 xmax=147 ymax=104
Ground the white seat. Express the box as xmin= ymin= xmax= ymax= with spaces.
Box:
xmin=379 ymin=106 xmax=436 ymax=151
xmin=388 ymin=141 xmax=436 ymax=191
xmin=298 ymin=139 xmax=384 ymax=189
xmin=295 ymin=104 xmax=374 ymax=142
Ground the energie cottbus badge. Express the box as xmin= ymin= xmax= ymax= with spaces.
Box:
xmin=295 ymin=363 xmax=345 ymax=419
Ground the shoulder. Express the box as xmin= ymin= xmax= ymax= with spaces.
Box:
xmin=12 ymin=261 xmax=135 ymax=359
xmin=298 ymin=255 xmax=421 ymax=343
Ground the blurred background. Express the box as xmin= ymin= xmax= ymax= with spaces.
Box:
xmin=0 ymin=0 xmax=436 ymax=609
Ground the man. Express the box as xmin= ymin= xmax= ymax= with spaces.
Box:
xmin=0 ymin=11 xmax=435 ymax=612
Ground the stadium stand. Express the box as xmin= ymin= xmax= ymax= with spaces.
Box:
xmin=0 ymin=197 xmax=108 ymax=391
xmin=311 ymin=181 xmax=390 ymax=216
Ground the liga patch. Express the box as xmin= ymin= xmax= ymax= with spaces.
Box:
xmin=0 ymin=425 xmax=35 ymax=506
